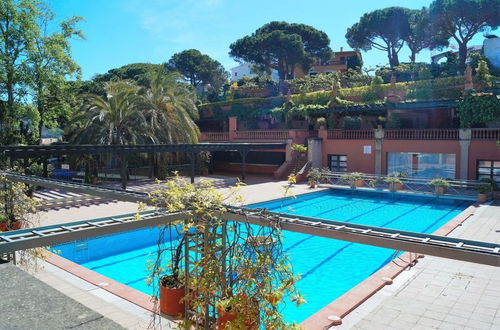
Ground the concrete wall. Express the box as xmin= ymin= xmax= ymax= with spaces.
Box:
xmin=321 ymin=140 xmax=377 ymax=173
xmin=467 ymin=141 xmax=500 ymax=180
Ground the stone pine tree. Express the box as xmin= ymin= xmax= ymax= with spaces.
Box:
xmin=429 ymin=0 xmax=500 ymax=68
xmin=229 ymin=21 xmax=332 ymax=81
xmin=167 ymin=49 xmax=228 ymax=90
xmin=346 ymin=7 xmax=411 ymax=68
xmin=405 ymin=8 xmax=449 ymax=63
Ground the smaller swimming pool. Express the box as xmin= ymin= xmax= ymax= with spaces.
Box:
xmin=54 ymin=189 xmax=472 ymax=323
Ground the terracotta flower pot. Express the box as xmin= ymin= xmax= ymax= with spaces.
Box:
xmin=159 ymin=285 xmax=185 ymax=316
xmin=10 ymin=221 xmax=23 ymax=230
xmin=0 ymin=223 xmax=7 ymax=232
xmin=435 ymin=186 xmax=447 ymax=195
xmin=217 ymin=309 xmax=237 ymax=330
xmin=217 ymin=308 xmax=258 ymax=330
xmin=477 ymin=193 xmax=488 ymax=203
xmin=355 ymin=180 xmax=364 ymax=187
xmin=390 ymin=183 xmax=403 ymax=191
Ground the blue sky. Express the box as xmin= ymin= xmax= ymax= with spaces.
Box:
xmin=48 ymin=0 xmax=488 ymax=80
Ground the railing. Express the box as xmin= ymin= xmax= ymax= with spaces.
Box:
xmin=327 ymin=130 xmax=374 ymax=140
xmin=199 ymin=132 xmax=229 ymax=141
xmin=324 ymin=171 xmax=479 ymax=198
xmin=309 ymin=130 xmax=318 ymax=138
xmin=385 ymin=129 xmax=459 ymax=140
xmin=235 ymin=130 xmax=290 ymax=140
xmin=471 ymin=128 xmax=500 ymax=140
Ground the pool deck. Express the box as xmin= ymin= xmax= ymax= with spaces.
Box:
xmin=7 ymin=174 xmax=498 ymax=329
xmin=338 ymin=201 xmax=500 ymax=330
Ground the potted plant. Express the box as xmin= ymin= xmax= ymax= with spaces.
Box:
xmin=385 ymin=172 xmax=407 ymax=191
xmin=428 ymin=178 xmax=450 ymax=195
xmin=146 ymin=175 xmax=304 ymax=329
xmin=341 ymin=172 xmax=364 ymax=188
xmin=307 ymin=168 xmax=322 ymax=188
xmin=476 ymin=178 xmax=494 ymax=203
xmin=158 ymin=235 xmax=186 ymax=316
xmin=290 ymin=143 xmax=307 ymax=160
xmin=146 ymin=177 xmax=193 ymax=317
xmin=481 ymin=178 xmax=499 ymax=200
xmin=0 ymin=175 xmax=37 ymax=231
xmin=384 ymin=176 xmax=403 ymax=192
xmin=316 ymin=117 xmax=327 ymax=130
xmin=369 ymin=177 xmax=383 ymax=190
xmin=320 ymin=167 xmax=331 ymax=184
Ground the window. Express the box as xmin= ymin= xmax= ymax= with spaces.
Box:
xmin=477 ymin=160 xmax=500 ymax=183
xmin=308 ymin=71 xmax=319 ymax=76
xmin=328 ymin=154 xmax=347 ymax=172
xmin=387 ymin=152 xmax=456 ymax=179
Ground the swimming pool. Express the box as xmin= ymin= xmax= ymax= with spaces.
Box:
xmin=54 ymin=189 xmax=472 ymax=324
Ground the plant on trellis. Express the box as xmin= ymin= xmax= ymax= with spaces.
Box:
xmin=143 ymin=174 xmax=304 ymax=329
xmin=458 ymin=92 xmax=500 ymax=128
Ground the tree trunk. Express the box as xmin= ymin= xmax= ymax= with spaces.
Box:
xmin=409 ymin=50 xmax=416 ymax=64
xmin=120 ymin=156 xmax=128 ymax=190
xmin=458 ymin=43 xmax=468 ymax=71
xmin=388 ymin=46 xmax=400 ymax=68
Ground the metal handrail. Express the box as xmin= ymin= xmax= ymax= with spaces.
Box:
xmin=325 ymin=171 xmax=480 ymax=197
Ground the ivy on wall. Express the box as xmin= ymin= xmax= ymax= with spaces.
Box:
xmin=458 ymin=93 xmax=500 ymax=128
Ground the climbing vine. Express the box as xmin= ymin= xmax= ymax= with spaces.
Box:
xmin=458 ymin=93 xmax=500 ymax=128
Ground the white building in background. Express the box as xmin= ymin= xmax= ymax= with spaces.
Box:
xmin=430 ymin=35 xmax=500 ymax=68
xmin=229 ymin=62 xmax=279 ymax=82
xmin=483 ymin=36 xmax=500 ymax=69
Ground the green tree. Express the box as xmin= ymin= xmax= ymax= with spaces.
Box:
xmin=229 ymin=21 xmax=332 ymax=81
xmin=405 ymin=8 xmax=449 ymax=63
xmin=69 ymin=81 xmax=149 ymax=145
xmin=346 ymin=7 xmax=411 ymax=67
xmin=68 ymin=81 xmax=149 ymax=188
xmin=0 ymin=0 xmax=39 ymax=144
xmin=167 ymin=49 xmax=228 ymax=90
xmin=27 ymin=5 xmax=84 ymax=142
xmin=93 ymin=63 xmax=163 ymax=86
xmin=140 ymin=71 xmax=200 ymax=144
xmin=429 ymin=0 xmax=500 ymax=67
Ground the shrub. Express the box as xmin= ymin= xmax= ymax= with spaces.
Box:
xmin=458 ymin=92 xmax=500 ymax=128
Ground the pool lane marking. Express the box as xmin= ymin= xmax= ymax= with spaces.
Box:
xmin=314 ymin=194 xmax=407 ymax=222
xmin=419 ymin=199 xmax=470 ymax=234
xmin=300 ymin=242 xmax=355 ymax=280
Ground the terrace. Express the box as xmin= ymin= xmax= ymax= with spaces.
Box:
xmin=1 ymin=172 xmax=499 ymax=330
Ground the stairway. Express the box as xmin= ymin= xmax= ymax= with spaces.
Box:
xmin=280 ymin=157 xmax=308 ymax=180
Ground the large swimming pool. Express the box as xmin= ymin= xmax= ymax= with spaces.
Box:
xmin=54 ymin=189 xmax=472 ymax=324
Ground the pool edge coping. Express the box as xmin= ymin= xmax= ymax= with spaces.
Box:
xmin=45 ymin=199 xmax=479 ymax=329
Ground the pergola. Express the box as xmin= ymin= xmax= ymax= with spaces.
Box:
xmin=0 ymin=142 xmax=286 ymax=187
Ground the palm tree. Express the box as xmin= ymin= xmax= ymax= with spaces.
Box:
xmin=69 ymin=81 xmax=150 ymax=188
xmin=140 ymin=71 xmax=200 ymax=177
xmin=140 ymin=70 xmax=200 ymax=144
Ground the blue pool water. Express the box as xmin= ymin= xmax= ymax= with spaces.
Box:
xmin=54 ymin=189 xmax=471 ymax=324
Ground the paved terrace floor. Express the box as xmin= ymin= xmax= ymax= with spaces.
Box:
xmin=0 ymin=262 xmax=125 ymax=330
xmin=340 ymin=201 xmax=500 ymax=330
xmin=6 ymin=174 xmax=315 ymax=330
xmin=4 ymin=174 xmax=498 ymax=329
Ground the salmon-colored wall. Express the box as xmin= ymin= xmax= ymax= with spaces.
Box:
xmin=467 ymin=141 xmax=500 ymax=180
xmin=322 ymin=139 xmax=376 ymax=174
xmin=381 ymin=140 xmax=461 ymax=178
xmin=213 ymin=161 xmax=278 ymax=175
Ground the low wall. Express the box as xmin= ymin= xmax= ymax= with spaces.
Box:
xmin=213 ymin=161 xmax=278 ymax=175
